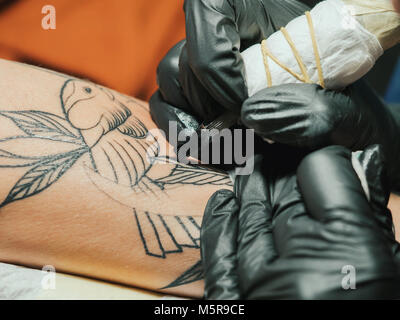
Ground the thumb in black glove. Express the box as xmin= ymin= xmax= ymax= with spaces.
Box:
xmin=241 ymin=82 xmax=400 ymax=191
xmin=201 ymin=145 xmax=400 ymax=299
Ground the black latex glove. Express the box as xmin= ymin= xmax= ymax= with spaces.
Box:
xmin=149 ymin=1 xmax=400 ymax=190
xmin=201 ymin=145 xmax=400 ymax=299
xmin=180 ymin=0 xmax=321 ymax=116
xmin=241 ymin=82 xmax=400 ymax=191
xmin=151 ymin=0 xmax=320 ymax=123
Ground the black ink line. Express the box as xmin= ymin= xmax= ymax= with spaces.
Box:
xmin=59 ymin=79 xmax=97 ymax=170
xmin=188 ymin=216 xmax=201 ymax=231
xmin=174 ymin=216 xmax=199 ymax=249
xmin=122 ymin=139 xmax=144 ymax=185
xmin=134 ymin=209 xmax=155 ymax=258
xmin=1 ymin=147 xmax=87 ymax=207
xmin=145 ymin=211 xmax=166 ymax=259
xmin=134 ymin=210 xmax=201 ymax=259
xmin=101 ymin=147 xmax=118 ymax=184
xmin=113 ymin=139 xmax=137 ymax=186
xmin=0 ymin=111 xmax=84 ymax=145
xmin=108 ymin=141 xmax=133 ymax=187
xmin=157 ymin=214 xmax=183 ymax=255
xmin=162 ymin=260 xmax=203 ymax=289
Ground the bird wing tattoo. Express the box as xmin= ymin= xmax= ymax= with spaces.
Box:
xmin=0 ymin=79 xmax=232 ymax=289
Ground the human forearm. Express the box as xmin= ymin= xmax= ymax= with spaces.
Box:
xmin=0 ymin=58 xmax=232 ymax=297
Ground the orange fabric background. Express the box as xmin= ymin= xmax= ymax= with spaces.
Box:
xmin=0 ymin=0 xmax=185 ymax=100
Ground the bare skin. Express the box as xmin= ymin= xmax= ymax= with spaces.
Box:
xmin=0 ymin=58 xmax=398 ymax=298
xmin=390 ymin=193 xmax=400 ymax=242
xmin=393 ymin=0 xmax=400 ymax=14
xmin=0 ymin=58 xmax=233 ymax=298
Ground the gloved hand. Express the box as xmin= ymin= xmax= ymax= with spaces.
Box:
xmin=149 ymin=0 xmax=400 ymax=190
xmin=180 ymin=0 xmax=320 ymax=116
xmin=240 ymin=82 xmax=400 ymax=191
xmin=150 ymin=0 xmax=321 ymax=126
xmin=201 ymin=145 xmax=400 ymax=299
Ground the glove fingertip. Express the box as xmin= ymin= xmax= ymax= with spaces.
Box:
xmin=204 ymin=189 xmax=238 ymax=219
xmin=297 ymin=145 xmax=372 ymax=222
xmin=201 ymin=189 xmax=240 ymax=300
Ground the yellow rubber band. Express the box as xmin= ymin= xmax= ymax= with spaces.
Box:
xmin=280 ymin=27 xmax=312 ymax=84
xmin=261 ymin=40 xmax=306 ymax=84
xmin=261 ymin=40 xmax=273 ymax=87
xmin=306 ymin=11 xmax=325 ymax=88
xmin=260 ymin=11 xmax=325 ymax=88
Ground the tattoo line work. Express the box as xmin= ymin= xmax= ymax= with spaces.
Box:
xmin=0 ymin=78 xmax=232 ymax=288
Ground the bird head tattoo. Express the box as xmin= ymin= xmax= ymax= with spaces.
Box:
xmin=61 ymin=79 xmax=133 ymax=147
